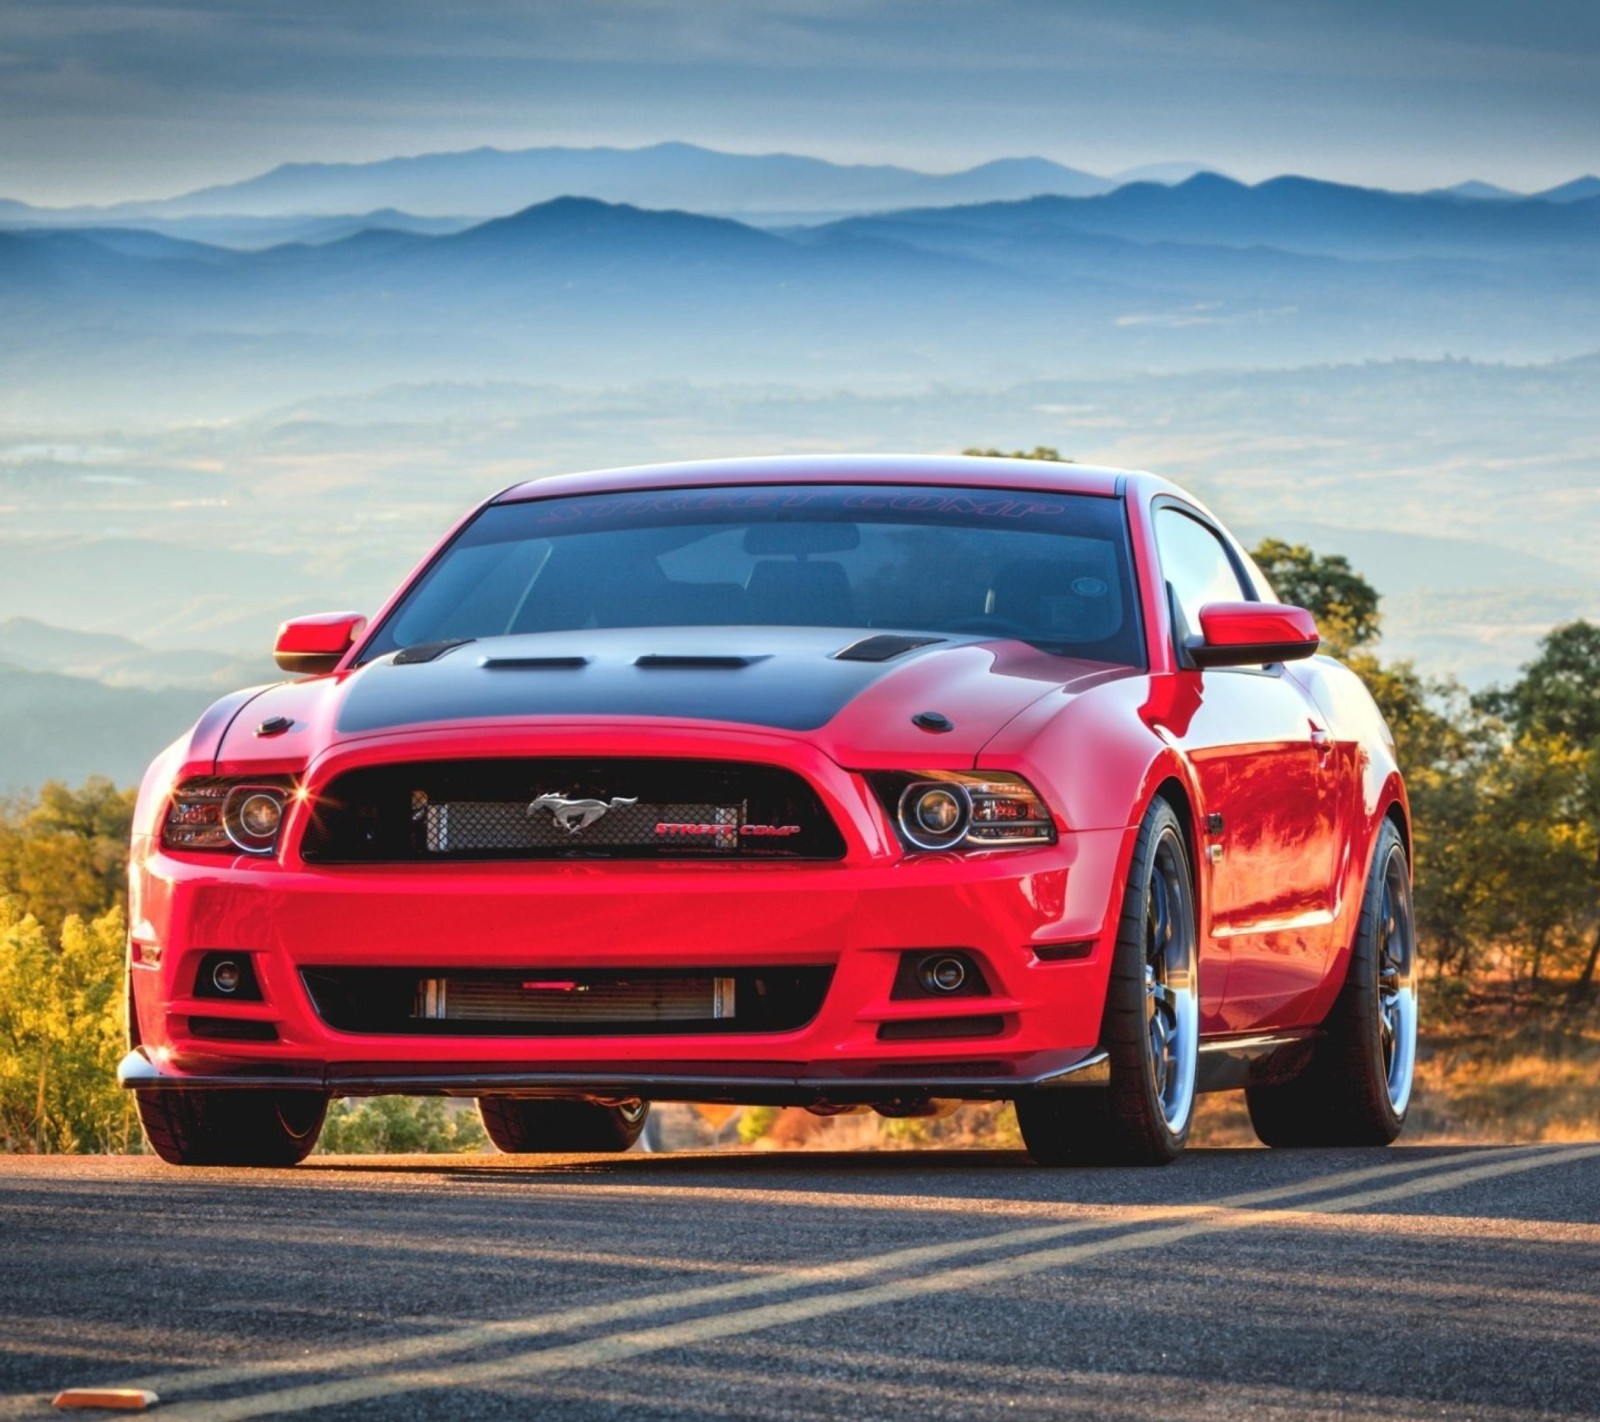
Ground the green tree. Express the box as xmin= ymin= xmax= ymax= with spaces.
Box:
xmin=961 ymin=447 xmax=1073 ymax=462
xmin=1481 ymin=621 xmax=1600 ymax=1002
xmin=317 ymin=1096 xmax=487 ymax=1154
xmin=0 ymin=778 xmax=136 ymax=939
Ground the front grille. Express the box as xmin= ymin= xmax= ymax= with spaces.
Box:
xmin=300 ymin=758 xmax=846 ymax=863
xmin=301 ymin=966 xmax=833 ymax=1036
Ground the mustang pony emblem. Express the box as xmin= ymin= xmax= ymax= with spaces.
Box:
xmin=528 ymin=793 xmax=639 ymax=834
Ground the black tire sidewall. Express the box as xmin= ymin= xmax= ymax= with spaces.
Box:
xmin=1114 ymin=801 xmax=1198 ymax=1158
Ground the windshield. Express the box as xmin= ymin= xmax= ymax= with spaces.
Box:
xmin=361 ymin=483 xmax=1143 ymax=665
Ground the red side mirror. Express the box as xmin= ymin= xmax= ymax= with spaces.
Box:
xmin=1189 ymin=601 xmax=1320 ymax=668
xmin=273 ymin=611 xmax=367 ymax=676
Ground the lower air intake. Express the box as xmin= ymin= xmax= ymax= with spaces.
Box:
xmin=417 ymin=973 xmax=738 ymax=1024
xmin=301 ymin=966 xmax=833 ymax=1037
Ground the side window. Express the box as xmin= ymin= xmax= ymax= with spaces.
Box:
xmin=1155 ymin=508 xmax=1248 ymax=638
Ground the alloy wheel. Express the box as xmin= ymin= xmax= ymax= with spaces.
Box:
xmin=1144 ymin=829 xmax=1199 ymax=1134
xmin=1376 ymin=848 xmax=1418 ymax=1115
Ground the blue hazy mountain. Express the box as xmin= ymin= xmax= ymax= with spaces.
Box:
xmin=0 ymin=661 xmax=216 ymax=790
xmin=818 ymin=173 xmax=1600 ymax=260
xmin=1432 ymin=181 xmax=1521 ymax=201
xmin=3 ymin=183 xmax=1595 ymax=424
xmin=1535 ymin=176 xmax=1600 ymax=204
xmin=0 ymin=142 xmax=1121 ymax=223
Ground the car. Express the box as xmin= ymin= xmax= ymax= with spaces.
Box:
xmin=119 ymin=454 xmax=1417 ymax=1167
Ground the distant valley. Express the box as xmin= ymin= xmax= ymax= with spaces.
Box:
xmin=2 ymin=143 xmax=1597 ymax=791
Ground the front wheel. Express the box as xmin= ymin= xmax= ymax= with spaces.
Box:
xmin=478 ymin=1097 xmax=649 ymax=1154
xmin=1246 ymin=820 xmax=1417 ymax=1147
xmin=136 ymin=1088 xmax=329 ymax=1166
xmin=1017 ymin=797 xmax=1199 ymax=1166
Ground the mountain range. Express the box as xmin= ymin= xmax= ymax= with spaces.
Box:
xmin=0 ymin=143 xmax=1216 ymax=228
xmin=2 ymin=172 xmax=1595 ymax=427
xmin=3 ymin=142 xmax=1595 ymax=244
xmin=2 ymin=144 xmax=1596 ymax=790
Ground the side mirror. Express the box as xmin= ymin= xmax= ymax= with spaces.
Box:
xmin=274 ymin=611 xmax=367 ymax=675
xmin=1188 ymin=601 xmax=1320 ymax=669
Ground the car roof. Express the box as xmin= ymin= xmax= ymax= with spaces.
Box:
xmin=495 ymin=454 xmax=1185 ymax=504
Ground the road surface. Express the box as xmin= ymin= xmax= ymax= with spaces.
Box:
xmin=2 ymin=1144 xmax=1598 ymax=1419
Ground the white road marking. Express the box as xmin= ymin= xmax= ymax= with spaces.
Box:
xmin=118 ymin=1145 xmax=1598 ymax=1421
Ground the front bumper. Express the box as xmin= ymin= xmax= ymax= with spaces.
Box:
xmin=127 ymin=821 xmax=1131 ymax=1105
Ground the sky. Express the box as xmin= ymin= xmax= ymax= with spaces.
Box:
xmin=2 ymin=0 xmax=1597 ymax=205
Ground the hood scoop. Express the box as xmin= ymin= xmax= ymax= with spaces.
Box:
xmin=833 ymin=634 xmax=944 ymax=663
xmin=634 ymin=653 xmax=768 ymax=670
xmin=482 ymin=655 xmax=590 ymax=670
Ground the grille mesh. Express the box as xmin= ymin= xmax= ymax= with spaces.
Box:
xmin=422 ymin=798 xmax=741 ymax=852
xmin=301 ymin=758 xmax=845 ymax=862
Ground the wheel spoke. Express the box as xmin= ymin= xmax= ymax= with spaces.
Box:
xmin=1147 ymin=872 xmax=1171 ymax=959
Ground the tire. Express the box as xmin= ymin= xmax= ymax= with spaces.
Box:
xmin=478 ymin=1097 xmax=649 ymax=1154
xmin=1246 ymin=820 xmax=1417 ymax=1147
xmin=136 ymin=1088 xmax=329 ymax=1167
xmin=1017 ymin=797 xmax=1200 ymax=1166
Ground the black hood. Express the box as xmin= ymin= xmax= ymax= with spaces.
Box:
xmin=336 ymin=627 xmax=964 ymax=736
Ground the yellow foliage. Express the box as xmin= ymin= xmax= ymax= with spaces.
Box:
xmin=0 ymin=898 xmax=139 ymax=1153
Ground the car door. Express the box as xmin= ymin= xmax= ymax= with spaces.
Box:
xmin=1153 ymin=506 xmax=1342 ymax=1031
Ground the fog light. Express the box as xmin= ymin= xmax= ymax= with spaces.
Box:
xmin=211 ymin=959 xmax=242 ymax=994
xmin=918 ymin=955 xmax=968 ymax=993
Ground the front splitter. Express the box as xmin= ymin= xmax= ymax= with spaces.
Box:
xmin=117 ymin=1046 xmax=1111 ymax=1106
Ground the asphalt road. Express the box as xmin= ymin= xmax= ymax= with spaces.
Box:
xmin=2 ymin=1144 xmax=1598 ymax=1421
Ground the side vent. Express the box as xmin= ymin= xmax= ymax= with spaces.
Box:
xmin=393 ymin=640 xmax=474 ymax=665
xmin=833 ymin=635 xmax=944 ymax=663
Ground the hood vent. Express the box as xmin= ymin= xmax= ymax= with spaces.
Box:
xmin=833 ymin=634 xmax=944 ymax=663
xmin=481 ymin=655 xmax=590 ymax=670
xmin=634 ymin=654 xmax=767 ymax=669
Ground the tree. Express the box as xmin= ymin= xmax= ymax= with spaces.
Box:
xmin=1249 ymin=539 xmax=1382 ymax=656
xmin=1491 ymin=621 xmax=1600 ymax=748
xmin=0 ymin=778 xmax=136 ymax=939
xmin=962 ymin=447 xmax=1073 ymax=463
xmin=318 ymin=1096 xmax=486 ymax=1154
xmin=1483 ymin=621 xmax=1600 ymax=1003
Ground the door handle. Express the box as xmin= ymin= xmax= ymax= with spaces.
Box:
xmin=1310 ymin=726 xmax=1333 ymax=757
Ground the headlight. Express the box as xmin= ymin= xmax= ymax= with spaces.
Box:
xmin=162 ymin=778 xmax=296 ymax=855
xmin=874 ymin=772 xmax=1056 ymax=852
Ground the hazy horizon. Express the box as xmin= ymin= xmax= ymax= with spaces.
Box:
xmin=1 ymin=0 xmax=1596 ymax=791
xmin=4 ymin=136 xmax=1597 ymax=217
xmin=2 ymin=1 xmax=1597 ymax=206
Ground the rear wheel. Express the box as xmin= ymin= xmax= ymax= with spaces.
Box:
xmin=1017 ymin=797 xmax=1199 ymax=1166
xmin=1246 ymin=820 xmax=1416 ymax=1147
xmin=478 ymin=1097 xmax=649 ymax=1154
xmin=136 ymin=1088 xmax=328 ymax=1166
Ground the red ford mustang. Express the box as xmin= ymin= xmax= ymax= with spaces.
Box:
xmin=121 ymin=455 xmax=1417 ymax=1166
